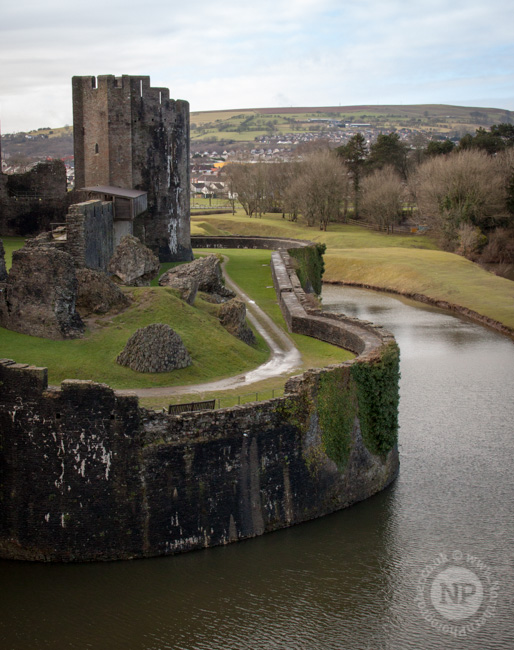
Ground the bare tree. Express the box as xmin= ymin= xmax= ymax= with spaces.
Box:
xmin=360 ymin=166 xmax=405 ymax=232
xmin=411 ymin=150 xmax=508 ymax=249
xmin=265 ymin=161 xmax=300 ymax=217
xmin=221 ymin=163 xmax=267 ymax=217
xmin=287 ymin=151 xmax=350 ymax=231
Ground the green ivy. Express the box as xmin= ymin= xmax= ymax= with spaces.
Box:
xmin=317 ymin=368 xmax=356 ymax=470
xmin=350 ymin=343 xmax=400 ymax=456
xmin=276 ymin=393 xmax=313 ymax=431
xmin=288 ymin=243 xmax=326 ymax=295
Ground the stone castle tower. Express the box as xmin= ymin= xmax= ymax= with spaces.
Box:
xmin=72 ymin=75 xmax=193 ymax=262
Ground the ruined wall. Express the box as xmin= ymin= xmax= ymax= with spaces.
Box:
xmin=0 ymin=239 xmax=400 ymax=562
xmin=0 ymin=161 xmax=69 ymax=236
xmin=65 ymin=200 xmax=114 ymax=271
xmin=72 ymin=75 xmax=192 ymax=262
xmin=0 ymin=366 xmax=145 ymax=561
xmin=0 ymin=243 xmax=84 ymax=339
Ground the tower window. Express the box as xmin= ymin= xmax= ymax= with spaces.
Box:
xmin=95 ymin=143 xmax=99 ymax=154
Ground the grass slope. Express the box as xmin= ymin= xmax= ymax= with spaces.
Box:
xmin=190 ymin=104 xmax=514 ymax=142
xmin=1 ymin=239 xmax=352 ymax=400
xmin=218 ymin=249 xmax=353 ymax=369
xmin=192 ymin=212 xmax=514 ymax=331
xmin=0 ymin=287 xmax=269 ymax=389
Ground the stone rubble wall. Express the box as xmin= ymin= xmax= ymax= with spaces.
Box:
xmin=0 ymin=237 xmax=399 ymax=562
xmin=0 ymin=244 xmax=84 ymax=339
xmin=0 ymin=161 xmax=69 ymax=236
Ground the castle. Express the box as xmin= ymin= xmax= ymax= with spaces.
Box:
xmin=0 ymin=240 xmax=400 ymax=562
xmin=72 ymin=74 xmax=192 ymax=262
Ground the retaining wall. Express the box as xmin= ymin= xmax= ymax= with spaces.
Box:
xmin=0 ymin=238 xmax=400 ymax=561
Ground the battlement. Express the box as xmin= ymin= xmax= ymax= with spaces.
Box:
xmin=0 ymin=358 xmax=48 ymax=395
xmin=72 ymin=73 xmax=192 ymax=262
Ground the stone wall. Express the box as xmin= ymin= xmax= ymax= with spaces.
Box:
xmin=191 ymin=234 xmax=314 ymax=251
xmin=65 ymin=200 xmax=114 ymax=271
xmin=0 ymin=238 xmax=400 ymax=562
xmin=72 ymin=75 xmax=192 ymax=262
xmin=0 ymin=244 xmax=84 ymax=339
xmin=0 ymin=161 xmax=69 ymax=236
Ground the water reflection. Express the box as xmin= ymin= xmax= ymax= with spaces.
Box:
xmin=1 ymin=285 xmax=513 ymax=650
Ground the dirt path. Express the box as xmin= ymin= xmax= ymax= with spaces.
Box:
xmin=116 ymin=258 xmax=302 ymax=398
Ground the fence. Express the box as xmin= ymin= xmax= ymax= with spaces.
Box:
xmin=346 ymin=218 xmax=428 ymax=234
xmin=168 ymin=388 xmax=285 ymax=413
xmin=168 ymin=400 xmax=216 ymax=415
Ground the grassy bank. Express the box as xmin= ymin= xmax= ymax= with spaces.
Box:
xmin=0 ymin=287 xmax=269 ymax=388
xmin=192 ymin=212 xmax=514 ymax=331
xmin=1 ymin=240 xmax=352 ymax=397
xmin=217 ymin=248 xmax=353 ymax=368
xmin=139 ymin=249 xmax=353 ymax=411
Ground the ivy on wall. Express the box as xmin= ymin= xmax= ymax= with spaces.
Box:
xmin=288 ymin=243 xmax=326 ymax=295
xmin=317 ymin=368 xmax=356 ymax=470
xmin=350 ymin=342 xmax=400 ymax=456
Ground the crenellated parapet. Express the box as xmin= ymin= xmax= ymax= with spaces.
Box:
xmin=73 ymin=74 xmax=192 ymax=262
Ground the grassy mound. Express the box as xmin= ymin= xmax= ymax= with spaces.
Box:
xmin=0 ymin=287 xmax=269 ymax=389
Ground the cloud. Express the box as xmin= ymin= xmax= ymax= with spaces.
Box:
xmin=1 ymin=0 xmax=513 ymax=132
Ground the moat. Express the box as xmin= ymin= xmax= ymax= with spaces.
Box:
xmin=1 ymin=286 xmax=513 ymax=649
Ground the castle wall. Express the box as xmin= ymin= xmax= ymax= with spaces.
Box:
xmin=72 ymin=75 xmax=192 ymax=262
xmin=65 ymin=200 xmax=114 ymax=271
xmin=0 ymin=161 xmax=69 ymax=236
xmin=0 ymin=244 xmax=84 ymax=340
xmin=0 ymin=239 xmax=400 ymax=562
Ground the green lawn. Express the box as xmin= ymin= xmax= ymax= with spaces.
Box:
xmin=1 ymin=239 xmax=352 ymax=395
xmin=192 ymin=212 xmax=514 ymax=331
xmin=191 ymin=211 xmax=437 ymax=250
xmin=2 ymin=237 xmax=26 ymax=269
xmin=0 ymin=287 xmax=269 ymax=388
xmin=216 ymin=248 xmax=353 ymax=369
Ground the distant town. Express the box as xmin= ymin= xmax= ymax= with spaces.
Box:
xmin=2 ymin=104 xmax=513 ymax=202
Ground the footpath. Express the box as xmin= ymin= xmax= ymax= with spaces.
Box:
xmin=116 ymin=258 xmax=302 ymax=398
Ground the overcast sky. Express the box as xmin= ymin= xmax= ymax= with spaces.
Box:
xmin=1 ymin=0 xmax=513 ymax=133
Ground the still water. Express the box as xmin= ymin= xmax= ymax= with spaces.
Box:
xmin=1 ymin=286 xmax=514 ymax=650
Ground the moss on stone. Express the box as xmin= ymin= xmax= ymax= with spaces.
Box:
xmin=317 ymin=368 xmax=356 ymax=470
xmin=350 ymin=342 xmax=400 ymax=456
xmin=288 ymin=243 xmax=326 ymax=295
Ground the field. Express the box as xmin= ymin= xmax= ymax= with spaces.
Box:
xmin=3 ymin=212 xmax=512 ymax=407
xmin=190 ymin=104 xmax=513 ymax=143
xmin=5 ymin=103 xmax=509 ymax=160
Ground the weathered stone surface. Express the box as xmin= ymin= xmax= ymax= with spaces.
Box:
xmin=0 ymin=160 xmax=69 ymax=237
xmin=108 ymin=235 xmax=160 ymax=286
xmin=0 ymin=239 xmax=7 ymax=282
xmin=65 ymin=200 xmax=114 ymax=271
xmin=0 ymin=244 xmax=84 ymax=339
xmin=117 ymin=323 xmax=191 ymax=372
xmin=218 ymin=298 xmax=256 ymax=345
xmin=76 ymin=268 xmax=132 ymax=315
xmin=159 ymin=254 xmax=235 ymax=300
xmin=164 ymin=276 xmax=199 ymax=305
xmin=72 ymin=75 xmax=192 ymax=262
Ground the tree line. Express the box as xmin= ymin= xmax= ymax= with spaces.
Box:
xmin=220 ymin=125 xmax=514 ymax=264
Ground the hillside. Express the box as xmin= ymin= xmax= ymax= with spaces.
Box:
xmin=2 ymin=104 xmax=513 ymax=162
xmin=189 ymin=104 xmax=514 ymax=147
